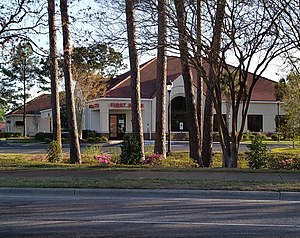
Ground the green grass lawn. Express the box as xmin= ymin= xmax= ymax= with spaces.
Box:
xmin=0 ymin=149 xmax=299 ymax=191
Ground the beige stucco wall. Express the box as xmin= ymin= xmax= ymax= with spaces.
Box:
xmin=5 ymin=113 xmax=52 ymax=136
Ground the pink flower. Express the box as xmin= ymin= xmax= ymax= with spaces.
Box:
xmin=94 ymin=154 xmax=112 ymax=164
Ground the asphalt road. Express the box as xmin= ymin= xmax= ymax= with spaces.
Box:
xmin=1 ymin=189 xmax=300 ymax=237
xmin=0 ymin=140 xmax=290 ymax=154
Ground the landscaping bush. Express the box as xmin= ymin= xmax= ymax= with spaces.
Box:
xmin=82 ymin=130 xmax=97 ymax=139
xmin=35 ymin=132 xmax=53 ymax=141
xmin=246 ymin=135 xmax=268 ymax=169
xmin=47 ymin=140 xmax=62 ymax=163
xmin=163 ymin=152 xmax=199 ymax=167
xmin=266 ymin=152 xmax=300 ymax=170
xmin=82 ymin=144 xmax=104 ymax=164
xmin=94 ymin=154 xmax=115 ymax=165
xmin=242 ymin=133 xmax=248 ymax=141
xmin=120 ymin=133 xmax=143 ymax=165
xmin=143 ymin=154 xmax=163 ymax=166
xmin=0 ymin=132 xmax=22 ymax=138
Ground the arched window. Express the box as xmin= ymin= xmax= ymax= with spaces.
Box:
xmin=171 ymin=96 xmax=187 ymax=131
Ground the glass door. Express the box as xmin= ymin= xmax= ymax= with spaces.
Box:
xmin=109 ymin=114 xmax=126 ymax=139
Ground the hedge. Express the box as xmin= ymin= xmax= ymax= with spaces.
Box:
xmin=0 ymin=132 xmax=22 ymax=138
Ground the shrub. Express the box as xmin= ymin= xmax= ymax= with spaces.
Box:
xmin=35 ymin=132 xmax=53 ymax=141
xmin=47 ymin=140 xmax=62 ymax=163
xmin=109 ymin=147 xmax=121 ymax=164
xmin=143 ymin=154 xmax=163 ymax=166
xmin=163 ymin=152 xmax=199 ymax=167
xmin=87 ymin=137 xmax=96 ymax=143
xmin=246 ymin=135 xmax=268 ymax=169
xmin=82 ymin=130 xmax=96 ymax=139
xmin=271 ymin=133 xmax=279 ymax=141
xmin=0 ymin=132 xmax=22 ymax=138
xmin=242 ymin=134 xmax=248 ymax=141
xmin=266 ymin=152 xmax=300 ymax=170
xmin=94 ymin=154 xmax=114 ymax=165
xmin=120 ymin=134 xmax=143 ymax=165
xmin=82 ymin=144 xmax=104 ymax=164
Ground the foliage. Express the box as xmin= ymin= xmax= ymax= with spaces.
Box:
xmin=1 ymin=42 xmax=42 ymax=113
xmin=82 ymin=144 xmax=104 ymax=164
xmin=275 ymin=78 xmax=287 ymax=101
xmin=265 ymin=149 xmax=300 ymax=170
xmin=281 ymin=73 xmax=300 ymax=148
xmin=120 ymin=134 xmax=143 ymax=165
xmin=82 ymin=130 xmax=97 ymax=139
xmin=47 ymin=140 xmax=62 ymax=163
xmin=0 ymin=132 xmax=22 ymax=138
xmin=35 ymin=132 xmax=53 ymax=141
xmin=87 ymin=136 xmax=108 ymax=143
xmin=143 ymin=154 xmax=163 ymax=166
xmin=246 ymin=135 xmax=268 ymax=169
xmin=94 ymin=154 xmax=114 ymax=165
xmin=72 ymin=43 xmax=125 ymax=78
xmin=162 ymin=152 xmax=199 ymax=168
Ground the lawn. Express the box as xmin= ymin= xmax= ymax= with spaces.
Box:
xmin=0 ymin=150 xmax=300 ymax=191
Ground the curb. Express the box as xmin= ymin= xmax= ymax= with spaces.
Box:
xmin=1 ymin=188 xmax=300 ymax=201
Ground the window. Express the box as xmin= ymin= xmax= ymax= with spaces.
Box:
xmin=248 ymin=115 xmax=263 ymax=132
xmin=15 ymin=121 xmax=24 ymax=126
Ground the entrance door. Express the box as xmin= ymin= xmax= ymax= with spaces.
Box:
xmin=109 ymin=114 xmax=126 ymax=139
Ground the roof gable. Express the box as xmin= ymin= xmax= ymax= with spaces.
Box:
xmin=6 ymin=94 xmax=52 ymax=116
xmin=105 ymin=56 xmax=277 ymax=101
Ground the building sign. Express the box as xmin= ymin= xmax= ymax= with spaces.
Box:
xmin=110 ymin=102 xmax=144 ymax=108
xmin=89 ymin=103 xmax=99 ymax=109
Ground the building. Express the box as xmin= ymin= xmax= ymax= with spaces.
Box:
xmin=5 ymin=57 xmax=283 ymax=139
xmin=5 ymin=94 xmax=53 ymax=136
xmin=82 ymin=56 xmax=283 ymax=140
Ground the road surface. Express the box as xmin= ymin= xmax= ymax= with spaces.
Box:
xmin=1 ymin=189 xmax=300 ymax=237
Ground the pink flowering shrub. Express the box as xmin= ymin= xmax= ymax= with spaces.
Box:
xmin=94 ymin=154 xmax=114 ymax=165
xmin=277 ymin=158 xmax=300 ymax=170
xmin=143 ymin=154 xmax=163 ymax=166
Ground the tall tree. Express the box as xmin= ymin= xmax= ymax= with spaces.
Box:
xmin=60 ymin=0 xmax=81 ymax=164
xmin=1 ymin=42 xmax=41 ymax=136
xmin=154 ymin=0 xmax=167 ymax=157
xmin=48 ymin=0 xmax=62 ymax=157
xmin=196 ymin=0 xmax=203 ymax=151
xmin=212 ymin=0 xmax=296 ymax=167
xmin=282 ymin=72 xmax=300 ymax=149
xmin=175 ymin=0 xmax=202 ymax=165
xmin=125 ymin=0 xmax=145 ymax=160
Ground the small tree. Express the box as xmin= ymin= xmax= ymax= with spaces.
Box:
xmin=282 ymin=73 xmax=300 ymax=148
xmin=246 ymin=135 xmax=268 ymax=169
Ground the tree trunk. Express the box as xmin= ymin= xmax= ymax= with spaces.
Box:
xmin=175 ymin=0 xmax=202 ymax=166
xmin=60 ymin=0 xmax=81 ymax=164
xmin=196 ymin=0 xmax=203 ymax=151
xmin=48 ymin=0 xmax=62 ymax=156
xmin=202 ymin=0 xmax=226 ymax=167
xmin=154 ymin=0 xmax=167 ymax=157
xmin=202 ymin=87 xmax=214 ymax=167
xmin=22 ymin=60 xmax=26 ymax=137
xmin=125 ymin=0 xmax=145 ymax=159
